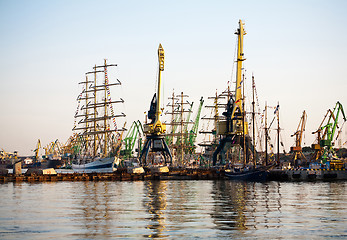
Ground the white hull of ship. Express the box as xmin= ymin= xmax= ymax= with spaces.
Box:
xmin=72 ymin=157 xmax=119 ymax=173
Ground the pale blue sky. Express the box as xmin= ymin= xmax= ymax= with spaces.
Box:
xmin=1 ymin=0 xmax=347 ymax=155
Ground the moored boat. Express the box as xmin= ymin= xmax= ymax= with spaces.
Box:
xmin=72 ymin=156 xmax=120 ymax=172
xmin=225 ymin=166 xmax=270 ymax=181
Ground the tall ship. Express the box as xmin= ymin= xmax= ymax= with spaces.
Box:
xmin=72 ymin=60 xmax=126 ymax=172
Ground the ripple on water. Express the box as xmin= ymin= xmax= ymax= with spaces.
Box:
xmin=0 ymin=181 xmax=346 ymax=239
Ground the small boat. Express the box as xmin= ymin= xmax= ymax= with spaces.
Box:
xmin=225 ymin=166 xmax=269 ymax=181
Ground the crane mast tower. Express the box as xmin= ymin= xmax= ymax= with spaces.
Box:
xmin=140 ymin=44 xmax=172 ymax=166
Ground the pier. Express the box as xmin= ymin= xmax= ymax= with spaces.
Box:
xmin=0 ymin=168 xmax=226 ymax=183
xmin=1 ymin=167 xmax=347 ymax=183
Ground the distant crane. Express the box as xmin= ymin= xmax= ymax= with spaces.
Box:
xmin=121 ymin=120 xmax=143 ymax=159
xmin=311 ymin=109 xmax=334 ymax=161
xmin=319 ymin=101 xmax=346 ymax=162
xmin=187 ymin=97 xmax=204 ymax=154
xmin=43 ymin=139 xmax=62 ymax=160
xmin=140 ymin=44 xmax=172 ymax=166
xmin=290 ymin=110 xmax=307 ymax=166
xmin=33 ymin=139 xmax=42 ymax=162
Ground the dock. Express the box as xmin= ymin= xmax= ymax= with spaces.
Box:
xmin=2 ymin=167 xmax=347 ymax=183
xmin=268 ymin=168 xmax=347 ymax=181
xmin=0 ymin=168 xmax=226 ymax=183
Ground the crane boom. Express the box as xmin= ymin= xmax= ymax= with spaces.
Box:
xmin=321 ymin=102 xmax=346 ymax=148
xmin=290 ymin=110 xmax=307 ymax=163
xmin=188 ymin=97 xmax=204 ymax=151
xmin=231 ymin=19 xmax=246 ymax=120
xmin=143 ymin=44 xmax=166 ymax=135
xmin=315 ymin=101 xmax=347 ymax=163
xmin=156 ymin=44 xmax=164 ymax=123
xmin=329 ymin=101 xmax=346 ymax=142
xmin=33 ymin=139 xmax=41 ymax=161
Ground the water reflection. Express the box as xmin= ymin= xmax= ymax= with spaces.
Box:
xmin=210 ymin=181 xmax=284 ymax=233
xmin=247 ymin=182 xmax=282 ymax=230
xmin=1 ymin=181 xmax=346 ymax=239
xmin=211 ymin=180 xmax=248 ymax=230
xmin=143 ymin=180 xmax=168 ymax=238
xmin=74 ymin=181 xmax=113 ymax=239
xmin=166 ymin=181 xmax=203 ymax=227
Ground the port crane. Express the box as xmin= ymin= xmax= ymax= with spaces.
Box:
xmin=187 ymin=97 xmax=204 ymax=154
xmin=213 ymin=20 xmax=251 ymax=166
xmin=319 ymin=101 xmax=346 ymax=163
xmin=0 ymin=149 xmax=17 ymax=161
xmin=140 ymin=44 xmax=172 ymax=166
xmin=121 ymin=120 xmax=143 ymax=159
xmin=33 ymin=139 xmax=42 ymax=162
xmin=44 ymin=139 xmax=62 ymax=159
xmin=311 ymin=109 xmax=334 ymax=161
xmin=290 ymin=111 xmax=307 ymax=165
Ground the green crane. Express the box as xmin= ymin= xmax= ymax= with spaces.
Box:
xmin=187 ymin=97 xmax=204 ymax=154
xmin=121 ymin=120 xmax=143 ymax=159
xmin=320 ymin=101 xmax=346 ymax=163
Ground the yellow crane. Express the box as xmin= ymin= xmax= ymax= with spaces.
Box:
xmin=216 ymin=20 xmax=248 ymax=136
xmin=44 ymin=139 xmax=62 ymax=159
xmin=213 ymin=20 xmax=250 ymax=166
xmin=290 ymin=110 xmax=307 ymax=165
xmin=33 ymin=139 xmax=41 ymax=162
xmin=143 ymin=44 xmax=166 ymax=135
xmin=140 ymin=44 xmax=172 ymax=166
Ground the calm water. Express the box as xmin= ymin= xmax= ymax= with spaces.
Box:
xmin=0 ymin=180 xmax=346 ymax=239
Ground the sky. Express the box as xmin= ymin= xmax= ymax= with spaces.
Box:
xmin=1 ymin=0 xmax=347 ymax=156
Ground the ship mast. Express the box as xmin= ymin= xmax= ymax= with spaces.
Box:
xmin=276 ymin=102 xmax=280 ymax=165
xmin=93 ymin=60 xmax=118 ymax=158
xmin=93 ymin=66 xmax=97 ymax=158
xmin=73 ymin=60 xmax=126 ymax=161
xmin=104 ymin=60 xmax=108 ymax=156
xmin=242 ymin=73 xmax=246 ymax=165
xmin=265 ymin=102 xmax=268 ymax=166
xmin=252 ymin=75 xmax=256 ymax=166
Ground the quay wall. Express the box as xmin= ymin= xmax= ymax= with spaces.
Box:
xmin=0 ymin=168 xmax=226 ymax=183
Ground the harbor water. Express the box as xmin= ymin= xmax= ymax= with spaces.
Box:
xmin=0 ymin=180 xmax=346 ymax=239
